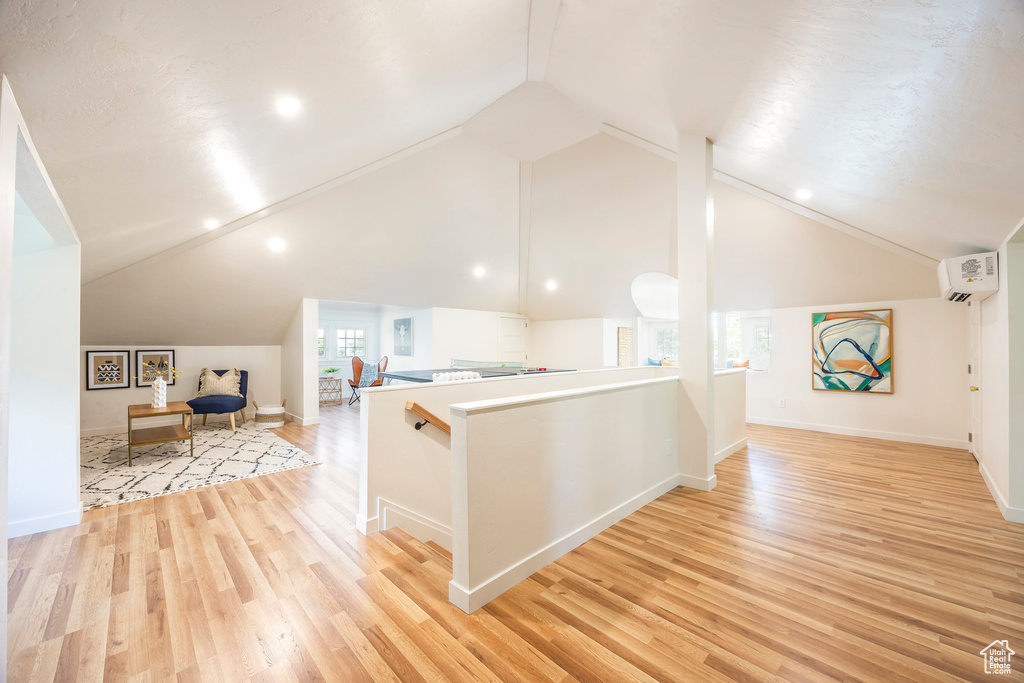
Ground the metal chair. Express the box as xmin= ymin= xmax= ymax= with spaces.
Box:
xmin=348 ymin=356 xmax=388 ymax=405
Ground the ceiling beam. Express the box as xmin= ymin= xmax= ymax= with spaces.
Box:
xmin=527 ymin=0 xmax=561 ymax=81
xmin=84 ymin=126 xmax=464 ymax=285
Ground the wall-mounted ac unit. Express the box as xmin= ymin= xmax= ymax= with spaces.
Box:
xmin=937 ymin=251 xmax=998 ymax=302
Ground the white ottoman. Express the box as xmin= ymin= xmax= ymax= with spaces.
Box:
xmin=254 ymin=400 xmax=286 ymax=429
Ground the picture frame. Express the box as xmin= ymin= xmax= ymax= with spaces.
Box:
xmin=811 ymin=309 xmax=893 ymax=394
xmin=85 ymin=350 xmax=130 ymax=390
xmin=394 ymin=318 xmax=414 ymax=356
xmin=135 ymin=349 xmax=176 ymax=387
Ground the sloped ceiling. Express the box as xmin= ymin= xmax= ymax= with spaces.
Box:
xmin=3 ymin=0 xmax=1023 ymax=285
xmin=81 ymin=136 xmax=520 ymax=345
xmin=0 ymin=0 xmax=528 ymax=281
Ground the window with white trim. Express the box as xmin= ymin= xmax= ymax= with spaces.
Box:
xmin=317 ymin=328 xmax=326 ymax=358
xmin=336 ymin=328 xmax=366 ymax=358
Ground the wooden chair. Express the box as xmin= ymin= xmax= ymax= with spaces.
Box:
xmin=348 ymin=356 xmax=388 ymax=405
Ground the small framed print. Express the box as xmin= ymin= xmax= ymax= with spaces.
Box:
xmin=86 ymin=350 xmax=130 ymax=390
xmin=135 ymin=350 xmax=176 ymax=387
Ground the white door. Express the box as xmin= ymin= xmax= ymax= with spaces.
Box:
xmin=968 ymin=301 xmax=982 ymax=459
xmin=498 ymin=315 xmax=528 ymax=365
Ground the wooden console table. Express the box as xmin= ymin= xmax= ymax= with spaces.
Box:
xmin=127 ymin=402 xmax=194 ymax=466
xmin=319 ymin=377 xmax=344 ymax=405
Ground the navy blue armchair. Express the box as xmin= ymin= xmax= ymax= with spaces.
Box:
xmin=187 ymin=369 xmax=248 ymax=431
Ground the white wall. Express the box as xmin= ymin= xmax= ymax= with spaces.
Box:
xmin=9 ymin=243 xmax=81 ymax=537
xmin=978 ymin=239 xmax=1024 ymax=523
xmin=448 ymin=376 xmax=678 ymax=612
xmin=746 ymin=297 xmax=969 ymax=449
xmin=714 ymin=369 xmax=747 ymax=463
xmin=379 ymin=306 xmax=433 ymax=372
xmin=431 ymin=307 xmax=510 ymax=367
xmin=281 ymin=298 xmax=319 ymax=425
xmin=358 ymin=366 xmax=673 ymax=544
xmin=714 ymin=181 xmax=938 ymax=311
xmin=529 ymin=318 xmax=623 ymax=370
xmin=80 ymin=345 xmax=281 ymax=435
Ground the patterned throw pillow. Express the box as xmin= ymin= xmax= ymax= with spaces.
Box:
xmin=195 ymin=368 xmax=243 ymax=398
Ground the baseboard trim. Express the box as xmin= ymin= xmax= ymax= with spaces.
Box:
xmin=979 ymin=462 xmax=1024 ymax=524
xmin=715 ymin=437 xmax=747 ymax=464
xmin=285 ymin=412 xmax=319 ymax=427
xmin=677 ymin=472 xmax=717 ymax=491
xmin=746 ymin=417 xmax=969 ymax=451
xmin=379 ymin=498 xmax=452 ymax=551
xmin=449 ymin=474 xmax=679 ymax=613
xmin=356 ymin=514 xmax=378 ymax=535
xmin=8 ymin=507 xmax=82 ymax=538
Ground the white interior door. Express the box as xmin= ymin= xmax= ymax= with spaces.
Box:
xmin=497 ymin=315 xmax=528 ymax=365
xmin=968 ymin=301 xmax=982 ymax=458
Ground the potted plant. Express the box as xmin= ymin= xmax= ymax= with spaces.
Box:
xmin=322 ymin=366 xmax=341 ymax=378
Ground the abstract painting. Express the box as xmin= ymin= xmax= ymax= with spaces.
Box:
xmin=394 ymin=318 xmax=413 ymax=356
xmin=812 ymin=309 xmax=892 ymax=393
xmin=86 ymin=350 xmax=130 ymax=390
xmin=135 ymin=350 xmax=175 ymax=387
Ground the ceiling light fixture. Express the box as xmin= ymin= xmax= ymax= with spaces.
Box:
xmin=545 ymin=279 xmax=558 ymax=292
xmin=472 ymin=265 xmax=486 ymax=278
xmin=275 ymin=96 xmax=303 ymax=118
xmin=795 ymin=188 xmax=813 ymax=201
xmin=267 ymin=237 xmax=287 ymax=253
xmin=203 ymin=218 xmax=220 ymax=230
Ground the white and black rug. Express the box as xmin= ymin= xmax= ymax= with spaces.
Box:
xmin=81 ymin=422 xmax=320 ymax=509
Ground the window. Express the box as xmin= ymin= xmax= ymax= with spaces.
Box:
xmin=317 ymin=328 xmax=326 ymax=358
xmin=336 ymin=328 xmax=365 ymax=358
xmin=655 ymin=328 xmax=678 ymax=359
xmin=726 ymin=316 xmax=741 ymax=360
xmin=754 ymin=325 xmax=770 ymax=353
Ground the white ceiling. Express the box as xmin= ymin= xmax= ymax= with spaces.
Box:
xmin=3 ymin=0 xmax=1023 ymax=282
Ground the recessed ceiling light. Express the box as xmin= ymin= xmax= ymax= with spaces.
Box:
xmin=795 ymin=188 xmax=813 ymax=201
xmin=545 ymin=279 xmax=558 ymax=292
xmin=275 ymin=96 xmax=302 ymax=118
xmin=472 ymin=265 xmax=486 ymax=278
xmin=267 ymin=237 xmax=287 ymax=253
xmin=203 ymin=218 xmax=220 ymax=230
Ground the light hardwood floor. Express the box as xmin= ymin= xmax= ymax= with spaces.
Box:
xmin=8 ymin=406 xmax=1024 ymax=681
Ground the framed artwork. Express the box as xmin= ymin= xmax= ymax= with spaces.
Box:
xmin=812 ymin=309 xmax=893 ymax=393
xmin=135 ymin=350 xmax=176 ymax=386
xmin=394 ymin=318 xmax=413 ymax=356
xmin=86 ymin=350 xmax=130 ymax=390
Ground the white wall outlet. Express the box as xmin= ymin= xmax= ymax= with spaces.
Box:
xmin=665 ymin=438 xmax=674 ymax=456
xmin=778 ymin=398 xmax=786 ymax=408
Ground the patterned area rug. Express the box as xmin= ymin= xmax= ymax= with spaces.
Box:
xmin=81 ymin=422 xmax=320 ymax=509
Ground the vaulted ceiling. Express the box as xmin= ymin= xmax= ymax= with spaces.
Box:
xmin=3 ymin=0 xmax=1023 ymax=283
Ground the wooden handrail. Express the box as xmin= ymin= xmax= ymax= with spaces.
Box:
xmin=405 ymin=401 xmax=451 ymax=436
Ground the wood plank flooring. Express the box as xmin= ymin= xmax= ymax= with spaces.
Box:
xmin=8 ymin=407 xmax=1024 ymax=681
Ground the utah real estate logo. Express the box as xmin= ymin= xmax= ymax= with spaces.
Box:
xmin=980 ymin=640 xmax=1014 ymax=675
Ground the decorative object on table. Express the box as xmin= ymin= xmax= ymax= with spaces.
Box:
xmin=321 ymin=366 xmax=341 ymax=377
xmin=319 ymin=377 xmax=344 ymax=406
xmin=134 ymin=349 xmax=176 ymax=386
xmin=812 ymin=309 xmax=893 ymax=393
xmin=134 ymin=361 xmax=183 ymax=409
xmin=85 ymin=350 xmax=130 ymax=390
xmin=186 ymin=368 xmax=249 ymax=431
xmin=431 ymin=371 xmax=482 ymax=382
xmin=253 ymin=399 xmax=287 ymax=429
xmin=80 ymin=420 xmax=319 ymax=509
xmin=394 ymin=318 xmax=413 ymax=356
xmin=126 ymin=401 xmax=193 ymax=466
xmin=349 ymin=356 xmax=388 ymax=405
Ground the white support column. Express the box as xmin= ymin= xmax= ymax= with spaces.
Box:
xmin=676 ymin=134 xmax=716 ymax=490
xmin=518 ymin=162 xmax=532 ymax=316
xmin=1006 ymin=239 xmax=1024 ymax=520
